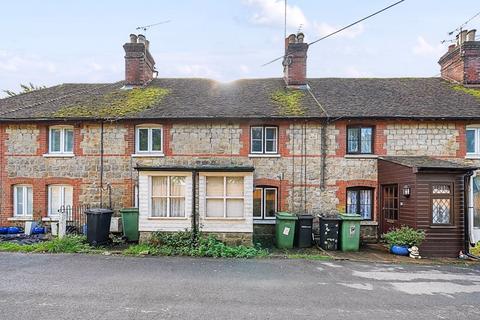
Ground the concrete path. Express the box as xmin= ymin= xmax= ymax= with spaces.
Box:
xmin=0 ymin=253 xmax=479 ymax=319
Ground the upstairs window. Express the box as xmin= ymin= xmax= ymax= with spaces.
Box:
xmin=347 ymin=126 xmax=373 ymax=154
xmin=49 ymin=126 xmax=74 ymax=154
xmin=253 ymin=187 xmax=278 ymax=220
xmin=136 ymin=125 xmax=163 ymax=154
xmin=251 ymin=126 xmax=278 ymax=154
xmin=346 ymin=187 xmax=373 ymax=220
xmin=13 ymin=185 xmax=33 ymax=217
xmin=466 ymin=127 xmax=480 ymax=156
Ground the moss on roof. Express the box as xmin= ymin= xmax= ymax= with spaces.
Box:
xmin=271 ymin=89 xmax=306 ymax=116
xmin=451 ymin=85 xmax=480 ymax=100
xmin=53 ymin=87 xmax=170 ymax=118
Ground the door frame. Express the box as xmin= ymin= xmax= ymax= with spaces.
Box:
xmin=469 ymin=173 xmax=480 ymax=244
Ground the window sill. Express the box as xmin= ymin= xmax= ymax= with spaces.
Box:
xmin=254 ymin=219 xmax=276 ymax=225
xmin=344 ymin=154 xmax=378 ymax=159
xmin=43 ymin=153 xmax=75 ymax=158
xmin=465 ymin=155 xmax=480 ymax=159
xmin=248 ymin=154 xmax=281 ymax=158
xmin=132 ymin=153 xmax=165 ymax=158
xmin=8 ymin=217 xmax=34 ymax=221
xmin=203 ymin=217 xmax=246 ymax=221
xmin=360 ymin=220 xmax=378 ymax=226
xmin=148 ymin=217 xmax=188 ymax=220
xmin=429 ymin=225 xmax=456 ymax=229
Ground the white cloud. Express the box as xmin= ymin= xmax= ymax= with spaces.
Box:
xmin=412 ymin=36 xmax=444 ymax=57
xmin=343 ymin=66 xmax=372 ymax=78
xmin=0 ymin=52 xmax=56 ymax=73
xmin=176 ymin=64 xmax=221 ymax=79
xmin=243 ymin=0 xmax=308 ymax=29
xmin=314 ymin=22 xmax=365 ymax=39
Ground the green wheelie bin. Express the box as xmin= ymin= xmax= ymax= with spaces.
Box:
xmin=275 ymin=212 xmax=298 ymax=249
xmin=120 ymin=208 xmax=139 ymax=242
xmin=339 ymin=214 xmax=362 ymax=252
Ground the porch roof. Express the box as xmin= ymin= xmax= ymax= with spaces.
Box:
xmin=379 ymin=156 xmax=478 ymax=172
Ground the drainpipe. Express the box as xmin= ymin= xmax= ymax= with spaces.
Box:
xmin=192 ymin=170 xmax=198 ymax=243
xmin=320 ymin=119 xmax=327 ymax=190
xmin=464 ymin=171 xmax=480 ymax=259
xmin=99 ymin=121 xmax=104 ymax=207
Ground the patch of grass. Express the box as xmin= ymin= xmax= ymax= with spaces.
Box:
xmin=287 ymin=253 xmax=331 ymax=261
xmin=124 ymin=244 xmax=159 ymax=256
xmin=54 ymin=87 xmax=170 ymax=118
xmin=0 ymin=236 xmax=92 ymax=253
xmin=271 ymin=89 xmax=306 ymax=116
xmin=451 ymin=85 xmax=480 ymax=100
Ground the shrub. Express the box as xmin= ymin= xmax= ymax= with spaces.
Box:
xmin=124 ymin=244 xmax=159 ymax=256
xmin=146 ymin=231 xmax=268 ymax=258
xmin=471 ymin=242 xmax=480 ymax=256
xmin=383 ymin=226 xmax=425 ymax=248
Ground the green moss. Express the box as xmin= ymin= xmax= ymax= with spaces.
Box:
xmin=54 ymin=87 xmax=170 ymax=118
xmin=271 ymin=89 xmax=306 ymax=116
xmin=451 ymin=85 xmax=480 ymax=100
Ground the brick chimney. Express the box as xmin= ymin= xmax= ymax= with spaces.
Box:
xmin=438 ymin=29 xmax=480 ymax=85
xmin=123 ymin=34 xmax=156 ymax=87
xmin=283 ymin=32 xmax=309 ymax=87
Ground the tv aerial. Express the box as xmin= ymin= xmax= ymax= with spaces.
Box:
xmin=136 ymin=20 xmax=171 ymax=33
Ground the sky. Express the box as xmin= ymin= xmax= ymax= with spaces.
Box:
xmin=0 ymin=0 xmax=479 ymax=97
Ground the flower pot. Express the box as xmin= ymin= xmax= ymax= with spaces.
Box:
xmin=31 ymin=227 xmax=46 ymax=234
xmin=390 ymin=245 xmax=409 ymax=256
xmin=7 ymin=226 xmax=22 ymax=234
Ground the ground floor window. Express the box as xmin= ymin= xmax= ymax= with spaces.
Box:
xmin=48 ymin=185 xmax=73 ymax=217
xmin=253 ymin=187 xmax=277 ymax=220
xmin=346 ymin=187 xmax=373 ymax=219
xmin=13 ymin=185 xmax=33 ymax=217
xmin=151 ymin=176 xmax=186 ymax=218
xmin=431 ymin=183 xmax=453 ymax=225
xmin=205 ymin=176 xmax=244 ymax=218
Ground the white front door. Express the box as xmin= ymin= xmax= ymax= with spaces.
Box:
xmin=469 ymin=174 xmax=480 ymax=244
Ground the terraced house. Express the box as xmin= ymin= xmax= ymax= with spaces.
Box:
xmin=1 ymin=30 xmax=480 ymax=257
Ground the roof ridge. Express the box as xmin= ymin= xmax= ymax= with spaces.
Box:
xmin=0 ymin=82 xmax=121 ymax=117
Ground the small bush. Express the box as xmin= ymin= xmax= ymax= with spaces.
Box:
xmin=383 ymin=226 xmax=425 ymax=248
xmin=471 ymin=242 xmax=480 ymax=256
xmin=146 ymin=231 xmax=268 ymax=258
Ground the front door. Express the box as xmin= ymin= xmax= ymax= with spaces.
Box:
xmin=381 ymin=184 xmax=399 ymax=233
xmin=470 ymin=174 xmax=480 ymax=244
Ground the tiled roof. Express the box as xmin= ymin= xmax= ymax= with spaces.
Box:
xmin=379 ymin=156 xmax=478 ymax=170
xmin=0 ymin=77 xmax=479 ymax=120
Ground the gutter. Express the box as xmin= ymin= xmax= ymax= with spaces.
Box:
xmin=134 ymin=165 xmax=255 ymax=172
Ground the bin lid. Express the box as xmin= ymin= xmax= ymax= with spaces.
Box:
xmin=339 ymin=214 xmax=362 ymax=221
xmin=296 ymin=214 xmax=314 ymax=220
xmin=275 ymin=212 xmax=298 ymax=220
xmin=85 ymin=208 xmax=114 ymax=215
xmin=318 ymin=214 xmax=341 ymax=221
xmin=119 ymin=207 xmax=139 ymax=213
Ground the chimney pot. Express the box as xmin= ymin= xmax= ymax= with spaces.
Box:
xmin=138 ymin=34 xmax=146 ymax=44
xmin=459 ymin=30 xmax=468 ymax=45
xmin=297 ymin=32 xmax=305 ymax=43
xmin=448 ymin=44 xmax=455 ymax=52
xmin=288 ymin=34 xmax=297 ymax=44
xmin=467 ymin=29 xmax=477 ymax=42
xmin=129 ymin=34 xmax=138 ymax=43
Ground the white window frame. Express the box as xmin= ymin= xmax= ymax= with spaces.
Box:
xmin=205 ymin=176 xmax=245 ymax=219
xmin=149 ymin=176 xmax=186 ymax=218
xmin=48 ymin=185 xmax=73 ymax=218
xmin=13 ymin=185 xmax=33 ymax=217
xmin=135 ymin=125 xmax=163 ymax=154
xmin=466 ymin=126 xmax=480 ymax=157
xmin=253 ymin=187 xmax=278 ymax=220
xmin=49 ymin=125 xmax=74 ymax=154
xmin=250 ymin=126 xmax=278 ymax=154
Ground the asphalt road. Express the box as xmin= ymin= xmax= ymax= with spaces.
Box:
xmin=1 ymin=253 xmax=479 ymax=320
